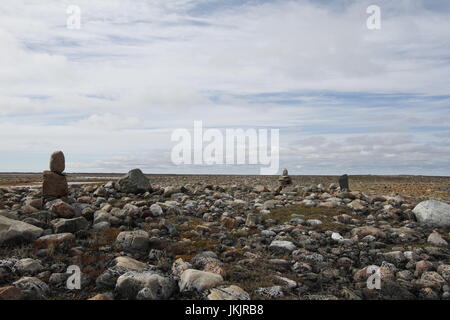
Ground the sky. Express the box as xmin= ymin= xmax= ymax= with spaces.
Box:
xmin=0 ymin=0 xmax=450 ymax=175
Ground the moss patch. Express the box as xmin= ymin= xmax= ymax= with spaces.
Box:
xmin=264 ymin=204 xmax=354 ymax=232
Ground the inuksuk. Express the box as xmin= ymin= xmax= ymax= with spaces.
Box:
xmin=339 ymin=174 xmax=350 ymax=191
xmin=42 ymin=151 xmax=68 ymax=201
xmin=278 ymin=168 xmax=292 ymax=187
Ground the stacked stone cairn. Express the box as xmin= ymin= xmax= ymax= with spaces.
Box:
xmin=42 ymin=151 xmax=68 ymax=201
xmin=278 ymin=168 xmax=292 ymax=187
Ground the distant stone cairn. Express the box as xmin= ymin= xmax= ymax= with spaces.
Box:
xmin=339 ymin=174 xmax=350 ymax=191
xmin=42 ymin=151 xmax=68 ymax=199
xmin=278 ymin=168 xmax=292 ymax=187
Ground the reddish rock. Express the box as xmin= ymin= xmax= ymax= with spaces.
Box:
xmin=88 ymin=294 xmax=113 ymax=300
xmin=34 ymin=233 xmax=75 ymax=249
xmin=42 ymin=171 xmax=68 ymax=198
xmin=203 ymin=262 xmax=226 ymax=276
xmin=49 ymin=200 xmax=75 ymax=218
xmin=77 ymin=196 xmax=93 ymax=204
xmin=0 ymin=286 xmax=23 ymax=300
xmin=351 ymin=226 xmax=385 ymax=239
xmin=50 ymin=151 xmax=65 ymax=173
xmin=220 ymin=217 xmax=237 ymax=229
xmin=415 ymin=260 xmax=434 ymax=277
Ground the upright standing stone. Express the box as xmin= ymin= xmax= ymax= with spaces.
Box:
xmin=339 ymin=174 xmax=349 ymax=191
xmin=50 ymin=151 xmax=65 ymax=174
xmin=43 ymin=151 xmax=69 ymax=200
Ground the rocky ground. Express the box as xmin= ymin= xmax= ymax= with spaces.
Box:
xmin=0 ymin=173 xmax=449 ymax=300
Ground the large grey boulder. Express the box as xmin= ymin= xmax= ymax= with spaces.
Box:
xmin=52 ymin=217 xmax=89 ymax=234
xmin=413 ymin=200 xmax=450 ymax=227
xmin=269 ymin=240 xmax=296 ymax=254
xmin=179 ymin=269 xmax=223 ymax=292
xmin=115 ymin=169 xmax=151 ymax=194
xmin=14 ymin=258 xmax=44 ymax=275
xmin=115 ymin=230 xmax=150 ymax=253
xmin=0 ymin=216 xmax=44 ymax=245
xmin=116 ymin=271 xmax=176 ymax=300
xmin=13 ymin=277 xmax=49 ymax=300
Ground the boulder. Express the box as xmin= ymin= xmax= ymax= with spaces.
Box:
xmin=88 ymin=293 xmax=113 ymax=300
xmin=207 ymin=285 xmax=250 ymax=300
xmin=52 ymin=217 xmax=89 ymax=234
xmin=113 ymin=256 xmax=147 ymax=271
xmin=49 ymin=151 xmax=65 ymax=174
xmin=116 ymin=169 xmax=151 ymax=194
xmin=14 ymin=258 xmax=43 ymax=275
xmin=115 ymin=230 xmax=150 ymax=253
xmin=179 ymin=269 xmax=223 ymax=292
xmin=413 ymin=200 xmax=450 ymax=227
xmin=42 ymin=171 xmax=68 ymax=198
xmin=0 ymin=286 xmax=23 ymax=300
xmin=427 ymin=231 xmax=448 ymax=246
xmin=351 ymin=226 xmax=385 ymax=239
xmin=34 ymin=233 xmax=75 ymax=249
xmin=0 ymin=215 xmax=43 ymax=245
xmin=13 ymin=277 xmax=49 ymax=300
xmin=96 ymin=266 xmax=130 ymax=290
xmin=116 ymin=271 xmax=176 ymax=300
xmin=150 ymin=204 xmax=163 ymax=216
xmin=49 ymin=200 xmax=75 ymax=218
xmin=269 ymin=240 xmax=296 ymax=254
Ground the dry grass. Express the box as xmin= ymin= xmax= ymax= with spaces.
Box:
xmin=264 ymin=204 xmax=354 ymax=232
xmin=90 ymin=227 xmax=121 ymax=249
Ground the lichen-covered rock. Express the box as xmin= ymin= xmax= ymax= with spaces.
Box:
xmin=116 ymin=169 xmax=151 ymax=194
xmin=116 ymin=271 xmax=176 ymax=300
xmin=207 ymin=285 xmax=250 ymax=300
xmin=0 ymin=216 xmax=43 ymax=245
xmin=13 ymin=277 xmax=49 ymax=300
xmin=115 ymin=230 xmax=150 ymax=253
xmin=179 ymin=269 xmax=223 ymax=292
xmin=413 ymin=200 xmax=450 ymax=227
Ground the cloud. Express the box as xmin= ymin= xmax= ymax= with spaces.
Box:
xmin=0 ymin=0 xmax=449 ymax=174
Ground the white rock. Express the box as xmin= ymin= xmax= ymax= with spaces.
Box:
xmin=261 ymin=230 xmax=276 ymax=237
xmin=413 ymin=200 xmax=450 ymax=227
xmin=172 ymin=258 xmax=192 ymax=279
xmin=302 ymin=199 xmax=315 ymax=207
xmin=331 ymin=232 xmax=344 ymax=241
xmin=274 ymin=275 xmax=297 ymax=288
xmin=427 ymin=232 xmax=448 ymax=246
xmin=269 ymin=240 xmax=296 ymax=253
xmin=116 ymin=271 xmax=176 ymax=300
xmin=150 ymin=204 xmax=163 ymax=216
xmin=208 ymin=285 xmax=250 ymax=300
xmin=113 ymin=256 xmax=147 ymax=271
xmin=179 ymin=269 xmax=223 ymax=292
xmin=306 ymin=219 xmax=323 ymax=226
